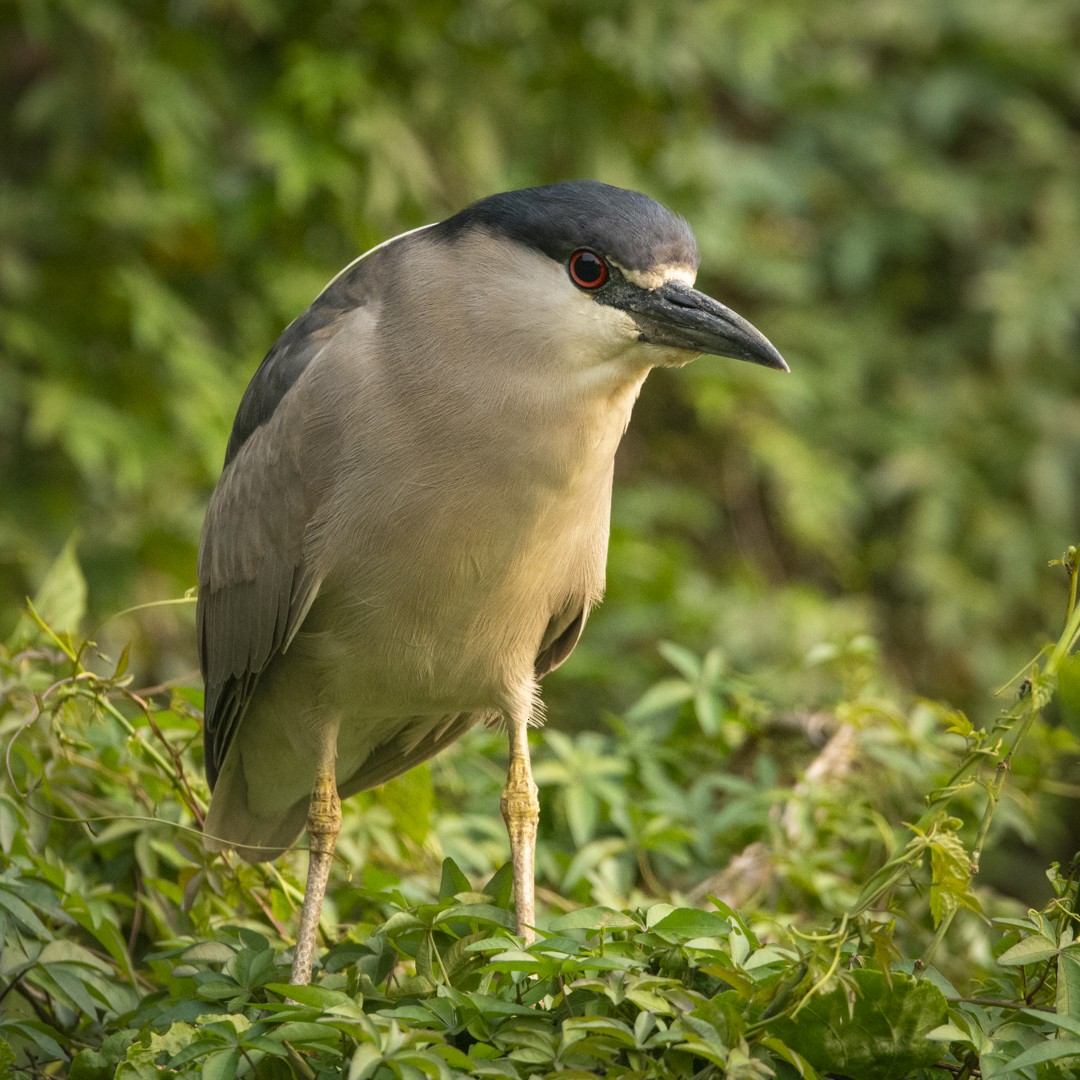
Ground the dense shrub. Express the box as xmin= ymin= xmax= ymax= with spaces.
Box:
xmin=1 ymin=548 xmax=1078 ymax=1076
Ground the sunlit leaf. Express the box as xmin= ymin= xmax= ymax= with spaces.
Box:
xmin=998 ymin=937 xmax=1061 ymax=967
xmin=9 ymin=537 xmax=87 ymax=647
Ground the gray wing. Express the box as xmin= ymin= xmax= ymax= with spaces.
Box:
xmin=197 ymin=409 xmax=322 ymax=789
xmin=534 ymin=601 xmax=588 ymax=678
xmin=338 ymin=712 xmax=490 ymax=800
xmin=198 ymin=261 xmax=381 ymax=787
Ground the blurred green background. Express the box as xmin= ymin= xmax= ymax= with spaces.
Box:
xmin=3 ymin=0 xmax=1079 ymax=723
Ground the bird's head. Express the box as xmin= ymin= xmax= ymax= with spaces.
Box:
xmin=429 ymin=180 xmax=788 ymax=376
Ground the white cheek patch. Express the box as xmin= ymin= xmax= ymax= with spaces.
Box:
xmin=613 ymin=262 xmax=697 ymax=291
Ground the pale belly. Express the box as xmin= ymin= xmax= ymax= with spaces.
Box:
xmin=233 ymin=485 xmax=607 ymax=817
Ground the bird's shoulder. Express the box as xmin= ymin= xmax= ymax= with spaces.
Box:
xmin=223 ymin=243 xmax=401 ymax=467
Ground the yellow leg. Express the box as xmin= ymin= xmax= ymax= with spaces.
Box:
xmin=290 ymin=761 xmax=341 ymax=985
xmin=500 ymin=713 xmax=539 ymax=941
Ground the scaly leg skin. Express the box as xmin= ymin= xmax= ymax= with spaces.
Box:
xmin=500 ymin=713 xmax=539 ymax=942
xmin=290 ymin=761 xmax=342 ymax=985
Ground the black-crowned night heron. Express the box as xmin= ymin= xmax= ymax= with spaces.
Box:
xmin=197 ymin=180 xmax=786 ymax=983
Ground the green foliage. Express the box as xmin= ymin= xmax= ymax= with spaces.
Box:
xmin=3 ymin=2 xmax=1080 ymax=1076
xmin=3 ymin=0 xmax=1080 ymax=710
xmin=1 ymin=547 xmax=1079 ymax=1077
xmin=766 ymin=970 xmax=947 ymax=1079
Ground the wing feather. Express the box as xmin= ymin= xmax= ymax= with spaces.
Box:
xmin=337 ymin=711 xmax=490 ymax=800
xmin=197 ymin=258 xmax=384 ymax=787
xmin=534 ymin=602 xmax=588 ymax=679
xmin=197 ymin=426 xmax=323 ymax=786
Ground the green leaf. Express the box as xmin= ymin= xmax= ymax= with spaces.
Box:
xmin=181 ymin=941 xmax=237 ymax=965
xmin=0 ymin=883 xmax=51 ymax=938
xmin=1022 ymin=1007 xmax=1080 ymax=1039
xmin=439 ymin=857 xmax=472 ymax=899
xmin=382 ymin=765 xmax=434 ymax=845
xmin=0 ymin=795 xmax=26 ymax=854
xmin=33 ymin=963 xmax=103 ymax=1018
xmin=995 ymin=1038 xmax=1080 ymax=1075
xmin=547 ymin=907 xmax=640 ymax=932
xmin=625 ymin=680 xmax=694 ymax=722
xmin=694 ymin=688 xmax=722 ymax=736
xmin=766 ymin=970 xmax=948 ymax=1080
xmin=37 ymin=939 xmax=114 ymax=971
xmin=657 ymin=641 xmax=702 ymax=681
xmin=929 ymin=830 xmax=970 ymax=927
xmin=434 ymin=903 xmax=515 ymax=930
xmin=998 ymin=936 xmax=1061 ymax=966
xmin=564 ymin=783 xmax=598 ymax=847
xmin=1056 ymin=653 xmax=1080 ymax=741
xmin=760 ymin=1036 xmax=823 ymax=1079
xmin=1058 ymin=950 xmax=1080 ymax=1021
xmin=927 ymin=1023 xmax=973 ymax=1044
xmin=112 ymin=642 xmax=131 ymax=679
xmin=246 ymin=1059 xmax=294 ymax=1080
xmin=482 ymin=862 xmax=514 ymax=909
xmin=66 ymin=905 xmax=138 ymax=985
xmin=70 ymin=1031 xmax=136 ymax=1080
xmin=349 ymin=1043 xmax=384 ymax=1079
xmin=10 ymin=536 xmax=87 ymax=646
xmin=649 ymin=908 xmax=733 ymax=940
xmin=201 ymin=1049 xmax=240 ymax=1080
xmin=2 ymin=1021 xmax=67 ymax=1063
xmin=168 ymin=1038 xmax=235 ymax=1069
xmin=265 ymin=983 xmax=359 ymax=1009
xmin=264 ymin=1022 xmax=341 ymax=1045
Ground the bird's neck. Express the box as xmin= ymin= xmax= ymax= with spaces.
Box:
xmin=371 ymin=308 xmax=650 ymax=494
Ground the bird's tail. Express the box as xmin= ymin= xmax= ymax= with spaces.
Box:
xmin=202 ymin=759 xmax=308 ymax=863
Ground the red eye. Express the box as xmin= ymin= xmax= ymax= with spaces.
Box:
xmin=568 ymin=248 xmax=608 ymax=290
